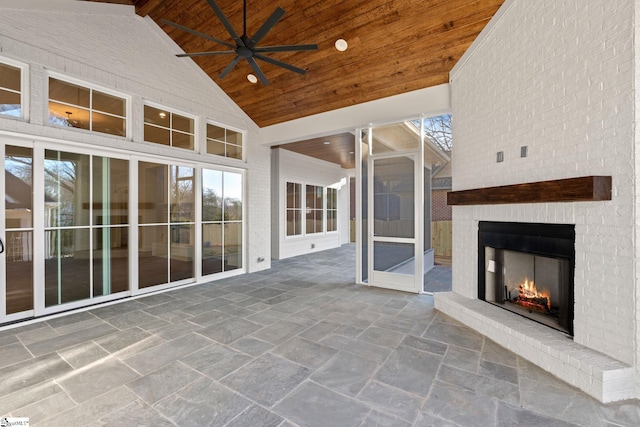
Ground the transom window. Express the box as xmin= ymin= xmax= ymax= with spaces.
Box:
xmin=144 ymin=104 xmax=195 ymax=150
xmin=48 ymin=77 xmax=127 ymax=137
xmin=0 ymin=61 xmax=23 ymax=118
xmin=206 ymin=123 xmax=243 ymax=160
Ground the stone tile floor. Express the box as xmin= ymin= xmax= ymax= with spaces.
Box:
xmin=1 ymin=244 xmax=639 ymax=426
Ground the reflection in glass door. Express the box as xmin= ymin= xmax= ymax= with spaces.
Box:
xmin=4 ymin=145 xmax=34 ymax=316
xmin=202 ymin=169 xmax=243 ymax=276
xmin=43 ymin=150 xmax=129 ymax=308
xmin=138 ymin=161 xmax=195 ymax=289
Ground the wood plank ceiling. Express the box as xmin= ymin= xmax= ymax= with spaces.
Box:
xmin=85 ymin=0 xmax=505 ymax=128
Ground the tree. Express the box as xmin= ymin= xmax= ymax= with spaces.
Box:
xmin=413 ymin=114 xmax=452 ymax=152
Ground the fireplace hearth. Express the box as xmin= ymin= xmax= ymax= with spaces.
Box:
xmin=478 ymin=221 xmax=575 ymax=335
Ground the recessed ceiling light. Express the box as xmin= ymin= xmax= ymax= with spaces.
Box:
xmin=158 ymin=112 xmax=167 ymax=119
xmin=335 ymin=38 xmax=348 ymax=52
xmin=323 ymin=141 xmax=331 ymax=145
xmin=349 ymin=151 xmax=354 ymax=154
xmin=247 ymin=74 xmax=258 ymax=84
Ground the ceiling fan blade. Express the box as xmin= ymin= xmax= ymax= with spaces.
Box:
xmin=248 ymin=7 xmax=286 ymax=48
xmin=255 ymin=44 xmax=319 ymax=53
xmin=161 ymin=19 xmax=235 ymax=49
xmin=246 ymin=57 xmax=270 ymax=85
xmin=177 ymin=51 xmax=237 ymax=58
xmin=254 ymin=54 xmax=307 ymax=75
xmin=206 ymin=0 xmax=245 ymax=47
xmin=219 ymin=55 xmax=243 ymax=79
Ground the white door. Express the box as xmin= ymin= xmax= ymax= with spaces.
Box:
xmin=368 ymin=153 xmax=423 ymax=293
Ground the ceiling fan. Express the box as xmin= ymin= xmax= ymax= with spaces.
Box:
xmin=162 ymin=0 xmax=318 ymax=85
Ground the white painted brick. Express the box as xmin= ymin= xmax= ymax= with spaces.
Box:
xmin=447 ymin=0 xmax=639 ymax=402
xmin=0 ymin=5 xmax=270 ymax=275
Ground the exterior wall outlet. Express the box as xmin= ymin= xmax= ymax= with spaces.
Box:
xmin=520 ymin=146 xmax=528 ymax=157
xmin=497 ymin=151 xmax=504 ymax=162
xmin=311 ymin=243 xmax=315 ymax=249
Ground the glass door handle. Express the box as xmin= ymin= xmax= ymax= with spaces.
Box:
xmin=0 ymin=238 xmax=4 ymax=254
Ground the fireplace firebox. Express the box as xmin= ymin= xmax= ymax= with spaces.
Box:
xmin=478 ymin=222 xmax=575 ymax=335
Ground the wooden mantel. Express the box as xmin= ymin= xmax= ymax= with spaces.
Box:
xmin=447 ymin=176 xmax=612 ymax=206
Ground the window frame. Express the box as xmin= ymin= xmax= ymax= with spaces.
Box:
xmin=142 ymin=101 xmax=197 ymax=151
xmin=0 ymin=56 xmax=29 ymax=121
xmin=45 ymin=71 xmax=131 ymax=139
xmin=284 ymin=180 xmax=338 ymax=239
xmin=285 ymin=181 xmax=303 ymax=237
xmin=326 ymin=186 xmax=339 ymax=233
xmin=305 ymin=184 xmax=324 ymax=235
xmin=204 ymin=119 xmax=246 ymax=161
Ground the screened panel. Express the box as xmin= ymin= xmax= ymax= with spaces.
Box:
xmin=373 ymin=156 xmax=414 ymax=238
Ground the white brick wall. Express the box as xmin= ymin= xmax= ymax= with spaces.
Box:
xmin=444 ymin=0 xmax=637 ymax=396
xmin=0 ymin=3 xmax=270 ymax=272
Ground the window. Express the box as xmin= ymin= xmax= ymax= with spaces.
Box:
xmin=48 ymin=77 xmax=127 ymax=137
xmin=0 ymin=61 xmax=23 ymax=118
xmin=144 ymin=104 xmax=195 ymax=150
xmin=206 ymin=123 xmax=243 ymax=160
xmin=202 ymin=169 xmax=243 ymax=275
xmin=326 ymin=187 xmax=338 ymax=232
xmin=286 ymin=182 xmax=302 ymax=236
xmin=306 ymin=185 xmax=323 ymax=234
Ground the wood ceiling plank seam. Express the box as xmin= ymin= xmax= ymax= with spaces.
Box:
xmin=223 ymin=1 xmax=501 ymax=94
xmin=237 ymin=19 xmax=491 ymax=121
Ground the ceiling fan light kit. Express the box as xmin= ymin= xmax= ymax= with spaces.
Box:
xmin=335 ymin=39 xmax=348 ymax=52
xmin=162 ymin=0 xmax=318 ymax=85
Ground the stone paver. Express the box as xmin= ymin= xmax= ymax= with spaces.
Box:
xmin=0 ymin=245 xmax=638 ymax=426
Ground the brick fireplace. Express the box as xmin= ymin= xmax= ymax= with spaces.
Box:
xmin=432 ymin=0 xmax=639 ymax=403
xmin=477 ymin=221 xmax=575 ymax=336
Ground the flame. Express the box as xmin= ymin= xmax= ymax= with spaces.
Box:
xmin=518 ymin=278 xmax=551 ymax=310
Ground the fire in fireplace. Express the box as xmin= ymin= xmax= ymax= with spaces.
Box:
xmin=515 ymin=279 xmax=550 ymax=313
xmin=478 ymin=222 xmax=575 ymax=335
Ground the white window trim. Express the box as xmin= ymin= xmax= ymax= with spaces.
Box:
xmin=204 ymin=118 xmax=247 ymax=162
xmin=305 ymin=183 xmax=324 ymax=236
xmin=0 ymin=55 xmax=29 ymax=122
xmin=284 ymin=180 xmax=339 ymax=239
xmin=284 ymin=180 xmax=303 ymax=239
xmin=44 ymin=71 xmax=132 ymax=139
xmin=326 ymin=186 xmax=339 ymax=234
xmin=142 ymin=100 xmax=198 ymax=151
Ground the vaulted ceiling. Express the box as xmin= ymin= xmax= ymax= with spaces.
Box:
xmin=85 ymin=0 xmax=505 ymax=128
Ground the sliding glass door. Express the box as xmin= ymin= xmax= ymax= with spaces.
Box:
xmin=3 ymin=144 xmax=34 ymax=319
xmin=1 ymin=140 xmax=244 ymax=324
xmin=138 ymin=162 xmax=195 ymax=289
xmin=43 ymin=150 xmax=130 ymax=308
xmin=202 ymin=168 xmax=243 ymax=276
